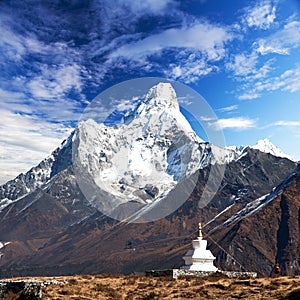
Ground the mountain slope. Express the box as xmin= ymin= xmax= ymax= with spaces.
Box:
xmin=209 ymin=165 xmax=300 ymax=276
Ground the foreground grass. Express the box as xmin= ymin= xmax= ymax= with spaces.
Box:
xmin=9 ymin=273 xmax=300 ymax=299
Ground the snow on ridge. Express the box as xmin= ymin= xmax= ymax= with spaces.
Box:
xmin=225 ymin=138 xmax=295 ymax=163
xmin=222 ymin=165 xmax=299 ymax=228
xmin=251 ymin=138 xmax=294 ymax=161
xmin=134 ymin=82 xmax=204 ymax=143
xmin=0 ymin=241 xmax=10 ymax=250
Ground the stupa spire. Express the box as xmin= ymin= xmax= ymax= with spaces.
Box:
xmin=198 ymin=222 xmax=203 ymax=238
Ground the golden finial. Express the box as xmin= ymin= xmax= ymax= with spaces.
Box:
xmin=198 ymin=222 xmax=203 ymax=238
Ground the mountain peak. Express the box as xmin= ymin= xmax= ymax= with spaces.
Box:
xmin=149 ymin=82 xmax=178 ymax=108
xmin=251 ymin=138 xmax=294 ymax=161
xmin=135 ymin=82 xmax=179 ymax=116
xmin=127 ymin=82 xmax=202 ymax=143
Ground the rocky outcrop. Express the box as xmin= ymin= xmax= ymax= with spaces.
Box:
xmin=0 ymin=281 xmax=42 ymax=299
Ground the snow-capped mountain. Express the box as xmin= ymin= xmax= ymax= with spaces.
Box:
xmin=251 ymin=138 xmax=294 ymax=161
xmin=72 ymin=83 xmax=212 ymax=218
xmin=0 ymin=83 xmax=294 ymax=214
xmin=72 ymin=83 xmax=247 ymax=220
xmin=0 ymin=82 xmax=298 ymax=277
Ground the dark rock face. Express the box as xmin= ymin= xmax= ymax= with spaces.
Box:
xmin=0 ymin=281 xmax=42 ymax=299
xmin=0 ymin=144 xmax=298 ymax=277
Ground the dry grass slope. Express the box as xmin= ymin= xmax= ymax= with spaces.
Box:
xmin=20 ymin=273 xmax=300 ymax=299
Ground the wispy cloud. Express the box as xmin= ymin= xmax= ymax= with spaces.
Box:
xmin=254 ymin=20 xmax=300 ymax=55
xmin=243 ymin=1 xmax=276 ymax=30
xmin=218 ymin=105 xmax=238 ymax=112
xmin=226 ymin=52 xmax=273 ymax=82
xmin=236 ymin=66 xmax=300 ymax=99
xmin=254 ymin=66 xmax=300 ymax=93
xmin=177 ymin=96 xmax=193 ymax=106
xmin=168 ymin=55 xmax=216 ymax=83
xmin=209 ymin=117 xmax=256 ymax=131
xmin=273 ymin=120 xmax=300 ymax=127
xmin=0 ymin=109 xmax=72 ymax=184
xmin=238 ymin=93 xmax=261 ymax=100
xmin=108 ymin=0 xmax=177 ymax=15
xmin=229 ymin=16 xmax=300 ymax=100
xmin=0 ymin=84 xmax=84 ymax=124
xmin=226 ymin=53 xmax=258 ymax=77
xmin=269 ymin=120 xmax=300 ymax=142
xmin=27 ymin=64 xmax=83 ymax=100
xmin=109 ymin=22 xmax=235 ymax=61
xmin=106 ymin=22 xmax=235 ymax=83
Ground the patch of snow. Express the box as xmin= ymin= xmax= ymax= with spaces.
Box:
xmin=0 ymin=241 xmax=11 ymax=249
xmin=204 ymin=203 xmax=235 ymax=228
xmin=211 ymin=145 xmax=240 ymax=164
xmin=236 ymin=151 xmax=248 ymax=161
xmin=0 ymin=198 xmax=13 ymax=211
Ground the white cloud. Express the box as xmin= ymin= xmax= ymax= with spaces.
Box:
xmin=168 ymin=55 xmax=216 ymax=83
xmin=238 ymin=93 xmax=260 ymax=100
xmin=244 ymin=1 xmax=276 ymax=30
xmin=274 ymin=120 xmax=300 ymax=127
xmin=0 ymin=109 xmax=72 ymax=184
xmin=0 ymin=25 xmax=26 ymax=61
xmin=116 ymin=100 xmax=136 ymax=111
xmin=107 ymin=22 xmax=235 ymax=83
xmin=236 ymin=66 xmax=300 ymax=102
xmin=90 ymin=0 xmax=179 ymax=37
xmin=210 ymin=117 xmax=256 ymax=130
xmin=226 ymin=53 xmax=258 ymax=76
xmin=109 ymin=22 xmax=234 ymax=62
xmin=218 ymin=105 xmax=238 ymax=112
xmin=28 ymin=64 xmax=83 ymax=99
xmin=226 ymin=52 xmax=273 ymax=82
xmin=0 ymin=84 xmax=84 ymax=124
xmin=113 ymin=0 xmax=177 ymax=15
xmin=255 ymin=21 xmax=300 ymax=55
xmin=200 ymin=116 xmax=216 ymax=122
xmin=177 ymin=97 xmax=192 ymax=106
xmin=255 ymin=43 xmax=289 ymax=55
xmin=254 ymin=66 xmax=300 ymax=93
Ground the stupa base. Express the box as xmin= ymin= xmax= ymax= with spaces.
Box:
xmin=173 ymin=269 xmax=257 ymax=279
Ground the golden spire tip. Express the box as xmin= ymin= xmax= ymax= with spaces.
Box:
xmin=198 ymin=222 xmax=203 ymax=238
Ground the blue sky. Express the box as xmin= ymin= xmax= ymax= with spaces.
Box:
xmin=0 ymin=0 xmax=300 ymax=183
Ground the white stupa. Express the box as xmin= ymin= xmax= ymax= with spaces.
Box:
xmin=180 ymin=223 xmax=218 ymax=272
